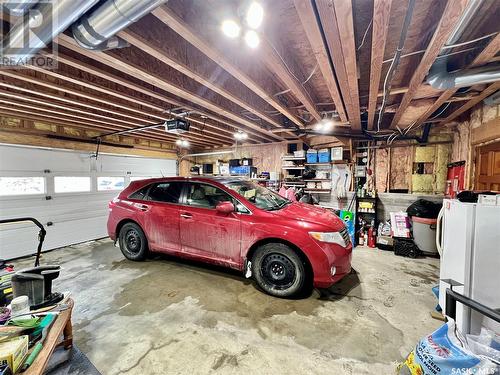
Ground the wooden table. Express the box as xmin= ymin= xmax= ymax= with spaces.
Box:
xmin=24 ymin=298 xmax=74 ymax=375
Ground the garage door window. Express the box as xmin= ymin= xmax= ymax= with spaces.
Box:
xmin=97 ymin=177 xmax=125 ymax=191
xmin=0 ymin=177 xmax=45 ymax=196
xmin=54 ymin=177 xmax=91 ymax=193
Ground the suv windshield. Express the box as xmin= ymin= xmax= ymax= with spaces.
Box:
xmin=224 ymin=180 xmax=290 ymax=211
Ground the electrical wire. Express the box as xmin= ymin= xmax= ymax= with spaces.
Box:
xmin=357 ymin=19 xmax=373 ymax=51
xmin=302 ymin=63 xmax=318 ymax=85
xmin=442 ymin=31 xmax=498 ymax=49
xmin=382 ymin=32 xmax=497 ymax=64
xmin=376 ymin=0 xmax=416 ymax=132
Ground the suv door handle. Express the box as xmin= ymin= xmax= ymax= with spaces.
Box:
xmin=180 ymin=213 xmax=192 ymax=219
xmin=139 ymin=204 xmax=149 ymax=212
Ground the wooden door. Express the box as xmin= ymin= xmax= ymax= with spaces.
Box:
xmin=475 ymin=141 xmax=500 ymax=191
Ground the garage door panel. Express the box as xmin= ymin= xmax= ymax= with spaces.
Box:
xmin=0 ymin=145 xmax=175 ymax=260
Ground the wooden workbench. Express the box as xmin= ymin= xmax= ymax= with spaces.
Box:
xmin=23 ymin=298 xmax=74 ymax=375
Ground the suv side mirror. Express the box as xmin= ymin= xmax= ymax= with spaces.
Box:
xmin=216 ymin=201 xmax=235 ymax=214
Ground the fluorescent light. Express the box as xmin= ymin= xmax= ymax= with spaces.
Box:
xmin=221 ymin=19 xmax=241 ymax=38
xmin=244 ymin=30 xmax=260 ymax=48
xmin=234 ymin=131 xmax=248 ymax=140
xmin=246 ymin=2 xmax=264 ymax=29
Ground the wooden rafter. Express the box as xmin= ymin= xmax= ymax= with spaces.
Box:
xmin=45 ymin=51 xmax=271 ymax=143
xmin=0 ymin=98 xmax=220 ymax=147
xmin=118 ymin=30 xmax=291 ymax=131
xmin=260 ymin=39 xmax=321 ymax=122
xmin=367 ymin=0 xmax=393 ymax=130
xmin=330 ymin=0 xmax=361 ymax=129
xmin=390 ymin=0 xmax=469 ymax=129
xmin=0 ymin=106 xmax=211 ymax=147
xmin=315 ymin=0 xmax=355 ymax=128
xmin=152 ymin=6 xmax=305 ymax=129
xmin=0 ymin=69 xmax=266 ymax=146
xmin=293 ymin=0 xmax=348 ymax=123
xmin=0 ymin=91 xmax=229 ymax=146
xmin=438 ymin=82 xmax=500 ymax=125
xmin=56 ymin=36 xmax=284 ymax=142
xmin=412 ymin=32 xmax=500 ymax=129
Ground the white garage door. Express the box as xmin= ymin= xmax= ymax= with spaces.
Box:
xmin=0 ymin=145 xmax=176 ymax=260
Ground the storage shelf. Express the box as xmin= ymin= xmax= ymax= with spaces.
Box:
xmin=303 ymin=179 xmax=331 ymax=182
xmin=282 ymin=156 xmax=306 ymax=161
xmin=282 ymin=166 xmax=305 ymax=170
xmin=305 ymin=161 xmax=350 ymax=166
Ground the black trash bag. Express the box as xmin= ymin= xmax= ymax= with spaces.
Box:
xmin=302 ymin=167 xmax=316 ymax=180
xmin=406 ymin=199 xmax=442 ymax=219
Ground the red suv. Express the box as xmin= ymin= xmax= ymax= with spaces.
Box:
xmin=107 ymin=177 xmax=352 ymax=297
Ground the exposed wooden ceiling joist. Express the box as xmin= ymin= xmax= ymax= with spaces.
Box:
xmin=152 ymin=6 xmax=305 ymax=129
xmin=367 ymin=0 xmax=393 ymax=130
xmin=438 ymin=81 xmax=500 ymax=125
xmin=56 ymin=36 xmax=284 ymax=143
xmin=389 ymin=0 xmax=469 ymax=129
xmin=48 ymin=50 xmax=271 ymax=143
xmin=292 ymin=0 xmax=348 ymax=123
xmin=0 ymin=90 xmax=230 ymax=146
xmin=412 ymin=31 xmax=500 ymax=130
xmin=260 ymin=39 xmax=321 ymax=122
xmin=0 ymin=70 xmax=266 ymax=147
xmin=0 ymin=98 xmax=220 ymax=147
xmin=325 ymin=0 xmax=361 ymax=129
xmin=118 ymin=30 xmax=290 ymax=131
xmin=0 ymin=106 xmax=211 ymax=147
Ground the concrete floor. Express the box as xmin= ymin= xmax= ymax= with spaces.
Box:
xmin=14 ymin=240 xmax=442 ymax=375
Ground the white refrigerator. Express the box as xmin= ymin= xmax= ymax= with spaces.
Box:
xmin=437 ymin=199 xmax=500 ymax=335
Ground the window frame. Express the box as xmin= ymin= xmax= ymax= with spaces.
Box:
xmin=53 ymin=176 xmax=92 ymax=194
xmin=96 ymin=176 xmax=126 ymax=192
xmin=0 ymin=176 xmax=46 ymax=198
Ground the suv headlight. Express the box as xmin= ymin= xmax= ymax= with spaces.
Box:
xmin=309 ymin=231 xmax=347 ymax=247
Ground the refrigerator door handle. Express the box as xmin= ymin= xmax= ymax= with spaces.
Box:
xmin=436 ymin=206 xmax=444 ymax=257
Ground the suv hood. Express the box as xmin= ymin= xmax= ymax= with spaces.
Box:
xmin=270 ymin=202 xmax=345 ymax=231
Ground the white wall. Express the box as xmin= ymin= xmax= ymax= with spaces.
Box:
xmin=0 ymin=145 xmax=176 ymax=259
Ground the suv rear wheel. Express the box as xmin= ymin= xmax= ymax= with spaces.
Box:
xmin=119 ymin=222 xmax=148 ymax=261
xmin=252 ymin=243 xmax=307 ymax=298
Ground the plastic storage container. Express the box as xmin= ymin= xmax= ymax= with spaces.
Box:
xmin=306 ymin=150 xmax=318 ymax=163
xmin=411 ymin=216 xmax=438 ymax=255
xmin=318 ymin=148 xmax=330 ymax=163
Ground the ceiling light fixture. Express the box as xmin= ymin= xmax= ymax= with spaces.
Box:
xmin=246 ymin=2 xmax=264 ymax=29
xmin=221 ymin=19 xmax=241 ymax=38
xmin=234 ymin=131 xmax=248 ymax=141
xmin=244 ymin=30 xmax=260 ymax=48
xmin=176 ymin=139 xmax=190 ymax=148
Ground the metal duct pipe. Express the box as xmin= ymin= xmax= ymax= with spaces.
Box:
xmin=1 ymin=0 xmax=99 ymax=61
xmin=2 ymin=0 xmax=38 ymax=17
xmin=427 ymin=58 xmax=500 ymax=90
xmin=72 ymin=0 xmax=168 ymax=51
xmin=426 ymin=0 xmax=500 ymax=90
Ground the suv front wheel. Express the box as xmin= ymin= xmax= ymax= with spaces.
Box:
xmin=252 ymin=243 xmax=307 ymax=298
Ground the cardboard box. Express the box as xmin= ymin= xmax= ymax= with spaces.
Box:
xmin=294 ymin=150 xmax=305 ymax=158
xmin=0 ymin=335 xmax=28 ymax=373
xmin=331 ymin=147 xmax=343 ymax=161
